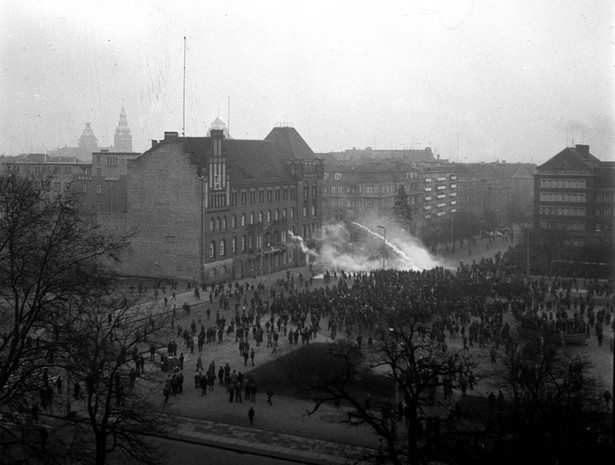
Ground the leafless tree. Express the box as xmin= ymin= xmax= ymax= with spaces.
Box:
xmin=58 ymin=290 xmax=173 ymax=465
xmin=284 ymin=312 xmax=477 ymax=465
xmin=0 ymin=172 xmax=173 ymax=464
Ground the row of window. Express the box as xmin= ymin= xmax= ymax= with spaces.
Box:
xmin=595 ymin=193 xmax=614 ymax=203
xmin=326 ymin=183 xmax=419 ymax=195
xmin=325 ymin=198 xmax=405 ymax=208
xmin=539 ymin=192 xmax=586 ymax=203
xmin=95 ymin=155 xmax=119 ymax=165
xmin=208 ymin=228 xmax=294 ymax=258
xmin=538 ymin=220 xmax=586 ymax=231
xmin=595 ymin=208 xmax=613 ymax=217
xmin=539 ymin=206 xmax=586 ymax=216
xmin=5 ymin=164 xmax=89 ymax=175
xmin=229 ymin=183 xmax=318 ymax=206
xmin=209 ymin=208 xmax=296 ymax=232
xmin=595 ymin=223 xmax=613 ymax=232
xmin=539 ymin=178 xmax=586 ymax=189
xmin=424 ymin=175 xmax=456 ymax=182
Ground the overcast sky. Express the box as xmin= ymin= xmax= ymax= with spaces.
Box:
xmin=1 ymin=0 xmax=613 ymax=163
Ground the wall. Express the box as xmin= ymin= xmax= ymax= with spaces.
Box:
xmin=121 ymin=141 xmax=202 ymax=279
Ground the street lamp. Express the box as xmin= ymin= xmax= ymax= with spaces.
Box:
xmin=377 ymin=226 xmax=386 ymax=270
xmin=259 ymin=223 xmax=272 ymax=282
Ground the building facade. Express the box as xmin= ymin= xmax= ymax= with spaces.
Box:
xmin=121 ymin=126 xmax=324 ymax=282
xmin=534 ymin=145 xmax=613 ymax=241
xmin=321 ymin=162 xmax=422 ymax=225
xmin=532 ymin=144 xmax=614 ymax=274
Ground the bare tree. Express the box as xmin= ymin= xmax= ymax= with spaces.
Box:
xmin=0 ymin=172 xmax=130 ymax=460
xmin=284 ymin=312 xmax=477 ymax=465
xmin=485 ymin=338 xmax=610 ymax=463
xmin=58 ymin=290 xmax=173 ymax=465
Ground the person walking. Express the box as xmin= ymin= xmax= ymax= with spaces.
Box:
xmin=248 ymin=406 xmax=255 ymax=425
xmin=266 ymin=386 xmax=273 ymax=406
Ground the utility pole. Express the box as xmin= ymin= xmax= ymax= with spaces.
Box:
xmin=182 ymin=36 xmax=186 ymax=138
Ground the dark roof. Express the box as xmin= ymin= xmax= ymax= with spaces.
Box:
xmin=537 ymin=146 xmax=601 ymax=172
xmin=264 ymin=127 xmax=315 ymax=159
xmin=182 ymin=137 xmax=295 ymax=186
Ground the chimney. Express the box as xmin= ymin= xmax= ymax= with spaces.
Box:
xmin=164 ymin=131 xmax=179 ymax=141
xmin=575 ymin=144 xmax=590 ymax=156
xmin=151 ymin=140 xmax=158 ymax=148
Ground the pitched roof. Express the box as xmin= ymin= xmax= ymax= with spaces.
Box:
xmin=537 ymin=146 xmax=600 ymax=172
xmin=182 ymin=137 xmax=296 ymax=186
xmin=264 ymin=127 xmax=315 ymax=159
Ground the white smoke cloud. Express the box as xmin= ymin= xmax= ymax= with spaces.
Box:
xmin=289 ymin=220 xmax=443 ymax=273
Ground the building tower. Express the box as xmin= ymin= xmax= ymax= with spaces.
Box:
xmin=207 ymin=116 xmax=231 ymax=139
xmin=78 ymin=122 xmax=99 ymax=152
xmin=113 ymin=106 xmax=133 ymax=152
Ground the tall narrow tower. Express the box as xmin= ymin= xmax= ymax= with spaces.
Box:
xmin=113 ymin=106 xmax=133 ymax=152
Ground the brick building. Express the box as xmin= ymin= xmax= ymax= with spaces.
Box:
xmin=121 ymin=126 xmax=324 ymax=282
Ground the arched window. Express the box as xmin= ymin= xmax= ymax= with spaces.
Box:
xmin=241 ymin=214 xmax=246 ymax=226
xmin=231 ymin=237 xmax=237 ymax=253
xmin=282 ymin=208 xmax=287 ymax=219
xmin=215 ymin=217 xmax=220 ymax=231
xmin=222 ymin=216 xmax=227 ymax=230
xmin=209 ymin=241 xmax=216 ymax=258
xmin=258 ymin=211 xmax=263 ymax=223
xmin=250 ymin=212 xmax=255 ymax=225
xmin=290 ymin=207 xmax=295 ymax=219
xmin=209 ymin=218 xmax=215 ymax=232
xmin=241 ymin=236 xmax=246 ymax=251
xmin=267 ymin=209 xmax=271 ymax=223
xmin=231 ymin=214 xmax=237 ymax=229
xmin=275 ymin=208 xmax=279 ymax=221
xmin=219 ymin=239 xmax=225 ymax=256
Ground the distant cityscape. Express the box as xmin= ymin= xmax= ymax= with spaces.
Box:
xmin=1 ymin=108 xmax=613 ymax=281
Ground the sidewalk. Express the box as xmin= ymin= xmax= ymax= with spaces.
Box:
xmin=170 ymin=415 xmax=376 ymax=464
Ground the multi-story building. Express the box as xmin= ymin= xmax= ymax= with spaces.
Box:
xmin=321 ymin=162 xmax=421 ymax=225
xmin=421 ymin=163 xmax=458 ymax=222
xmin=456 ymin=162 xmax=535 ymax=224
xmin=120 ymin=126 xmax=324 ymax=282
xmin=533 ymin=144 xmax=614 ymax=273
xmin=1 ymin=157 xmax=90 ymax=199
xmin=1 ymin=108 xmax=138 ymax=215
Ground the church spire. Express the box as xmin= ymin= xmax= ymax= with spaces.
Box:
xmin=114 ymin=106 xmax=133 ymax=152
